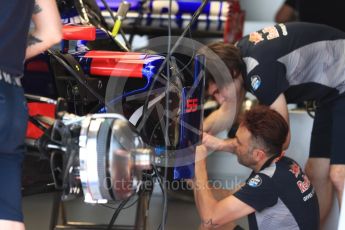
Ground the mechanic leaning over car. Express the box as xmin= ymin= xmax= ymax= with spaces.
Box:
xmin=200 ymin=22 xmax=345 ymax=227
xmin=0 ymin=0 xmax=61 ymax=229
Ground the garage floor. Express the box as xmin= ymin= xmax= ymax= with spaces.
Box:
xmin=22 ymin=189 xmax=248 ymax=230
xmin=21 ymin=149 xmax=248 ymax=230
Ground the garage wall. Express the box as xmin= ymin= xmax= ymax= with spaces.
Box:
xmin=240 ymin=0 xmax=284 ymax=22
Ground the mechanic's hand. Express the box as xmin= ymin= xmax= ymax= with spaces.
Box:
xmin=202 ymin=132 xmax=224 ymax=152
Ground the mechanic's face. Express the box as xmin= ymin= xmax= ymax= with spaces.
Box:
xmin=207 ymin=81 xmax=226 ymax=104
xmin=207 ymin=75 xmax=243 ymax=105
xmin=234 ymin=125 xmax=257 ymax=168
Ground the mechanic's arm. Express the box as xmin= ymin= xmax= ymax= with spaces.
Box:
xmin=203 ymin=101 xmax=233 ymax=135
xmin=194 ymin=145 xmax=255 ymax=229
xmin=202 ymin=132 xmax=236 ymax=153
xmin=269 ymin=93 xmax=291 ymax=150
xmin=25 ymin=0 xmax=62 ymax=60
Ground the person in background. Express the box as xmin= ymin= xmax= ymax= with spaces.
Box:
xmin=0 ymin=0 xmax=61 ymax=229
xmin=195 ymin=106 xmax=319 ymax=229
xmin=275 ymin=0 xmax=345 ymax=32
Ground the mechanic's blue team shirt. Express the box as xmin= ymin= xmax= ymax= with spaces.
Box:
xmin=234 ymin=156 xmax=319 ymax=230
xmin=236 ymin=22 xmax=345 ymax=106
xmin=0 ymin=0 xmax=34 ymax=76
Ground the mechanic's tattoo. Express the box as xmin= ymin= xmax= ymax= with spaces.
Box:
xmin=27 ymin=34 xmax=42 ymax=47
xmin=33 ymin=1 xmax=42 ymax=14
xmin=202 ymin=219 xmax=219 ymax=228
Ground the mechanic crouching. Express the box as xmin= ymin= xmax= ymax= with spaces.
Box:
xmin=193 ymin=106 xmax=320 ymax=230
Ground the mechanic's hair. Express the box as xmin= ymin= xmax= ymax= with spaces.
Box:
xmin=198 ymin=41 xmax=245 ymax=90
xmin=240 ymin=106 xmax=288 ymax=157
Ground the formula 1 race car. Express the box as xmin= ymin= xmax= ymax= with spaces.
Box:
xmin=58 ymin=0 xmax=245 ymax=41
xmin=23 ymin=0 xmax=208 ymax=200
xmin=21 ymin=1 xmax=246 ymax=229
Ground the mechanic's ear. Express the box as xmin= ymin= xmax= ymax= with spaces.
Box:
xmin=252 ymin=149 xmax=266 ymax=162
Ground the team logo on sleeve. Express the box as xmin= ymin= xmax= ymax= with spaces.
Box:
xmin=251 ymin=75 xmax=261 ymax=91
xmin=249 ymin=32 xmax=264 ymax=45
xmin=248 ymin=175 xmax=262 ymax=187
xmin=289 ymin=162 xmax=301 ymax=178
xmin=297 ymin=175 xmax=311 ymax=193
xmin=289 ymin=162 xmax=311 ymax=193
